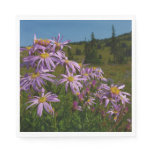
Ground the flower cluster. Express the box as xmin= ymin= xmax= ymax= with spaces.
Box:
xmin=20 ymin=33 xmax=131 ymax=123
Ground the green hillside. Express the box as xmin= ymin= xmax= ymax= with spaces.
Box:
xmin=63 ymin=32 xmax=131 ymax=65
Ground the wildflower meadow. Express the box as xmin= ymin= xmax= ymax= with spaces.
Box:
xmin=20 ymin=33 xmax=132 ymax=132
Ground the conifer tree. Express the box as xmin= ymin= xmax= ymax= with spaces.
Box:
xmin=67 ymin=48 xmax=73 ymax=60
xmin=111 ymin=25 xmax=117 ymax=63
xmin=84 ymin=32 xmax=99 ymax=64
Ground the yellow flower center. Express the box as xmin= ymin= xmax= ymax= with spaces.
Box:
xmin=84 ymin=73 xmax=88 ymax=76
xmin=113 ymin=110 xmax=118 ymax=114
xmin=47 ymin=107 xmax=55 ymax=113
xmin=35 ymin=39 xmax=50 ymax=46
xmin=114 ymin=116 xmax=117 ymax=121
xmin=40 ymin=53 xmax=49 ymax=59
xmin=78 ymin=63 xmax=82 ymax=68
xmin=87 ymin=99 xmax=91 ymax=102
xmin=93 ymin=67 xmax=96 ymax=70
xmin=34 ymin=39 xmax=39 ymax=44
xmin=68 ymin=76 xmax=74 ymax=82
xmin=55 ymin=42 xmax=60 ymax=47
xmin=120 ymin=96 xmax=123 ymax=100
xmin=76 ymin=92 xmax=80 ymax=96
xmin=26 ymin=46 xmax=33 ymax=50
xmin=31 ymin=72 xmax=40 ymax=79
xmin=65 ymin=60 xmax=70 ymax=64
xmin=39 ymin=97 xmax=46 ymax=103
xmin=110 ymin=87 xmax=120 ymax=95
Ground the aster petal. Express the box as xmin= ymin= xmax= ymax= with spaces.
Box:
xmin=47 ymin=98 xmax=60 ymax=102
xmin=57 ymin=33 xmax=60 ymax=42
xmin=118 ymin=85 xmax=125 ymax=89
xmin=41 ymin=76 xmax=54 ymax=82
xmin=59 ymin=78 xmax=67 ymax=84
xmin=105 ymin=99 xmax=109 ymax=107
xmin=26 ymin=101 xmax=38 ymax=110
xmin=65 ymin=81 xmax=69 ymax=92
xmin=45 ymin=58 xmax=51 ymax=71
xmin=43 ymin=102 xmax=52 ymax=114
xmin=37 ymin=103 xmax=43 ymax=117
xmin=122 ymin=92 xmax=131 ymax=96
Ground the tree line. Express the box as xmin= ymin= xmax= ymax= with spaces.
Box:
xmin=68 ymin=25 xmax=131 ymax=65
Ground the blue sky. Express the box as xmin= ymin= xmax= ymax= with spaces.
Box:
xmin=20 ymin=20 xmax=132 ymax=46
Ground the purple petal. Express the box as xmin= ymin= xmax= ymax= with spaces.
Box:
xmin=37 ymin=103 xmax=43 ymax=117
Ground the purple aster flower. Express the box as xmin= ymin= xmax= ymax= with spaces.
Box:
xmin=80 ymin=67 xmax=92 ymax=80
xmin=34 ymin=34 xmax=51 ymax=48
xmin=59 ymin=72 xmax=86 ymax=94
xmin=94 ymin=67 xmax=104 ymax=75
xmin=20 ymin=46 xmax=34 ymax=55
xmin=26 ymin=88 xmax=60 ymax=117
xmin=107 ymin=105 xmax=122 ymax=122
xmin=97 ymin=75 xmax=107 ymax=82
xmin=73 ymin=101 xmax=82 ymax=111
xmin=98 ymin=83 xmax=110 ymax=90
xmin=85 ymin=97 xmax=96 ymax=107
xmin=109 ymin=85 xmax=130 ymax=103
xmin=92 ymin=80 xmax=96 ymax=87
xmin=90 ymin=67 xmax=105 ymax=79
xmin=94 ymin=88 xmax=116 ymax=107
xmin=104 ymin=96 xmax=116 ymax=107
xmin=20 ymin=69 xmax=55 ymax=91
xmin=61 ymin=57 xmax=80 ymax=73
xmin=50 ymin=33 xmax=71 ymax=50
xmin=98 ymin=84 xmax=130 ymax=106
xmin=85 ymin=87 xmax=90 ymax=94
xmin=76 ymin=92 xmax=84 ymax=101
xmin=119 ymin=94 xmax=130 ymax=105
xmin=21 ymin=35 xmax=51 ymax=55
xmin=23 ymin=51 xmax=60 ymax=71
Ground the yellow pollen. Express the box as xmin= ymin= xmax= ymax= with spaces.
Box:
xmin=76 ymin=92 xmax=80 ymax=95
xmin=55 ymin=42 xmax=60 ymax=47
xmin=114 ymin=116 xmax=117 ymax=121
xmin=26 ymin=46 xmax=33 ymax=50
xmin=113 ymin=110 xmax=118 ymax=114
xmin=93 ymin=67 xmax=96 ymax=70
xmin=31 ymin=72 xmax=40 ymax=79
xmin=40 ymin=53 xmax=49 ymax=59
xmin=68 ymin=76 xmax=74 ymax=82
xmin=48 ymin=107 xmax=55 ymax=113
xmin=65 ymin=60 xmax=69 ymax=64
xmin=39 ymin=97 xmax=46 ymax=103
xmin=120 ymin=96 xmax=123 ymax=100
xmin=35 ymin=39 xmax=50 ymax=46
xmin=34 ymin=39 xmax=39 ymax=44
xmin=110 ymin=87 xmax=120 ymax=95
xmin=84 ymin=73 xmax=88 ymax=76
xmin=87 ymin=99 xmax=91 ymax=102
xmin=78 ymin=63 xmax=82 ymax=67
